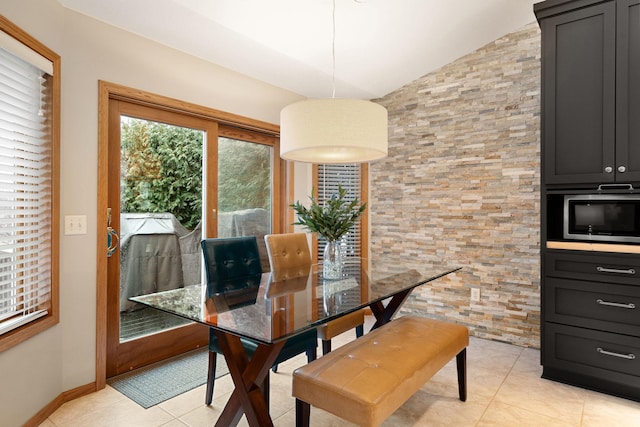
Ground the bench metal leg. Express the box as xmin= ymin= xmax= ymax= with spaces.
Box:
xmin=296 ymin=398 xmax=311 ymax=427
xmin=456 ymin=348 xmax=467 ymax=402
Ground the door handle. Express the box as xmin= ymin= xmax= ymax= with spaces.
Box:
xmin=107 ymin=207 xmax=119 ymax=257
xmin=107 ymin=227 xmax=119 ymax=257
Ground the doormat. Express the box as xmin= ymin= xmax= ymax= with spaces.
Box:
xmin=107 ymin=348 xmax=228 ymax=408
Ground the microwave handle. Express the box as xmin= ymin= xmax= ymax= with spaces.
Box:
xmin=597 ymin=183 xmax=634 ymax=191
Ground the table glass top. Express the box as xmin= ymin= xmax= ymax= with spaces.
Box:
xmin=130 ymin=258 xmax=460 ymax=344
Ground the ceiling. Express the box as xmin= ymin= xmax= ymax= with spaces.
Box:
xmin=57 ymin=0 xmax=539 ymax=99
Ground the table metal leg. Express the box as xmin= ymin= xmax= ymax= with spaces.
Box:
xmin=214 ymin=330 xmax=285 ymax=427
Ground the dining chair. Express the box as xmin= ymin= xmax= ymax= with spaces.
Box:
xmin=264 ymin=233 xmax=365 ymax=355
xmin=201 ymin=236 xmax=318 ymax=406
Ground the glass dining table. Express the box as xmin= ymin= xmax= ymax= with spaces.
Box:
xmin=131 ymin=258 xmax=460 ymax=427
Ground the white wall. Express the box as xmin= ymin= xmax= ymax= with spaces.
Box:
xmin=0 ymin=1 xmax=305 ymax=425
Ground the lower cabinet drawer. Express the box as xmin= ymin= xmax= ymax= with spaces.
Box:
xmin=544 ymin=323 xmax=640 ymax=379
xmin=545 ymin=251 xmax=640 ymax=286
xmin=545 ymin=277 xmax=640 ymax=335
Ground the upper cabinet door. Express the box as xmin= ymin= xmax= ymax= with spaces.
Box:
xmin=616 ymin=0 xmax=640 ymax=183
xmin=541 ymin=2 xmax=616 ymax=185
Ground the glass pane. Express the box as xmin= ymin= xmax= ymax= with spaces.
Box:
xmin=217 ymin=137 xmax=273 ymax=271
xmin=119 ymin=116 xmax=204 ymax=342
xmin=316 ymin=164 xmax=362 ymax=259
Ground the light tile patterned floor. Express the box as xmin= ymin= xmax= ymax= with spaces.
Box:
xmin=39 ymin=317 xmax=640 ymax=426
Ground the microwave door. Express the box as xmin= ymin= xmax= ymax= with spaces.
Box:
xmin=564 ymin=195 xmax=640 ymax=243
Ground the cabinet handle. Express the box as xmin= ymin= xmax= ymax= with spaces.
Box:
xmin=596 ymin=299 xmax=636 ymax=309
xmin=618 ymin=166 xmax=627 ymax=173
xmin=596 ymin=347 xmax=636 ymax=360
xmin=604 ymin=166 xmax=613 ymax=173
xmin=596 ymin=266 xmax=636 ymax=275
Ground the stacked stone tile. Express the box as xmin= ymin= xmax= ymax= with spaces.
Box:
xmin=372 ymin=23 xmax=541 ymax=348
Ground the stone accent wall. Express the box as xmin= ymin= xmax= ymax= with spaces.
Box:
xmin=371 ymin=22 xmax=541 ymax=348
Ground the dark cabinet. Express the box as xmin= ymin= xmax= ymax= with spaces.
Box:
xmin=542 ymin=250 xmax=640 ymax=400
xmin=616 ymin=0 xmax=640 ymax=183
xmin=544 ymin=323 xmax=640 ymax=399
xmin=536 ymin=0 xmax=640 ymax=402
xmin=538 ymin=0 xmax=640 ymax=185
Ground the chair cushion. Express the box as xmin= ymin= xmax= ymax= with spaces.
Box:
xmin=317 ymin=309 xmax=365 ymax=340
xmin=201 ymin=237 xmax=262 ymax=296
xmin=264 ymin=233 xmax=311 ymax=271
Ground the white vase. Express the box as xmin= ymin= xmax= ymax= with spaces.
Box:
xmin=323 ymin=240 xmax=342 ymax=280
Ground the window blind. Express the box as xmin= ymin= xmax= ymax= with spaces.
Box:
xmin=315 ymin=163 xmax=363 ymax=315
xmin=315 ymin=164 xmax=362 ymax=260
xmin=0 ymin=30 xmax=53 ymax=75
xmin=0 ymin=44 xmax=53 ymax=336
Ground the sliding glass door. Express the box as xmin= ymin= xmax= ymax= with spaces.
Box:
xmin=106 ymin=99 xmax=280 ymax=376
xmin=218 ymin=134 xmax=274 ymax=271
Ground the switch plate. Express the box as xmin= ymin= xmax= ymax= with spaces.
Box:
xmin=65 ymin=215 xmax=87 ymax=235
xmin=470 ymin=287 xmax=481 ymax=302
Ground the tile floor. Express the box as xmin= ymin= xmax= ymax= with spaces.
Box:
xmin=38 ymin=317 xmax=640 ymax=427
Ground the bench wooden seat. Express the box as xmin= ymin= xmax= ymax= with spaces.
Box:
xmin=292 ymin=316 xmax=469 ymax=427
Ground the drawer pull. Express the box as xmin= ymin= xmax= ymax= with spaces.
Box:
xmin=596 ymin=266 xmax=636 ymax=275
xmin=596 ymin=347 xmax=636 ymax=360
xmin=596 ymin=299 xmax=636 ymax=309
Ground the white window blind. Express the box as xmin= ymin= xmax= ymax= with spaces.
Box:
xmin=316 ymin=164 xmax=362 ymax=260
xmin=0 ymin=30 xmax=53 ymax=75
xmin=0 ymin=42 xmax=53 ymax=336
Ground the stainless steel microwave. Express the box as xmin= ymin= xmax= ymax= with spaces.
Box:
xmin=564 ymin=194 xmax=640 ymax=243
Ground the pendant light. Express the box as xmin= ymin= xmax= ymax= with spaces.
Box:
xmin=280 ymin=0 xmax=388 ymax=164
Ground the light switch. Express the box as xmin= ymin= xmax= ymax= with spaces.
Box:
xmin=65 ymin=215 xmax=87 ymax=235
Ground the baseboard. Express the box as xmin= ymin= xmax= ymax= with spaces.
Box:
xmin=23 ymin=382 xmax=97 ymax=427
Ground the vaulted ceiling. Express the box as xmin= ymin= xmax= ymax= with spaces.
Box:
xmin=57 ymin=0 xmax=539 ymax=99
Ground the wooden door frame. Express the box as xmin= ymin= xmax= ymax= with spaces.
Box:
xmin=106 ymin=99 xmax=216 ymax=377
xmin=96 ymin=81 xmax=281 ymax=388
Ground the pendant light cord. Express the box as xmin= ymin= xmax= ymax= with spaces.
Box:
xmin=331 ymin=0 xmax=336 ymax=99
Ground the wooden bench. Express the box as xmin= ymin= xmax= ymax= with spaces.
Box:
xmin=292 ymin=316 xmax=469 ymax=427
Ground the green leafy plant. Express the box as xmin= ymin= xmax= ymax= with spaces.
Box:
xmin=121 ymin=120 xmax=272 ymax=230
xmin=291 ymin=185 xmax=366 ymax=241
